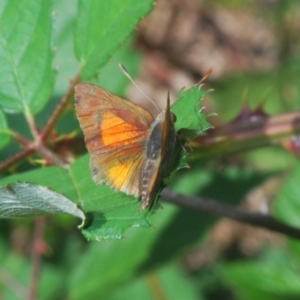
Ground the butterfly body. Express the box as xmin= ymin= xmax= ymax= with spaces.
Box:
xmin=74 ymin=83 xmax=176 ymax=209
xmin=139 ymin=98 xmax=176 ymax=209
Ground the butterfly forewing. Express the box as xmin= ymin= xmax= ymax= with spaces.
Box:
xmin=74 ymin=83 xmax=154 ymax=197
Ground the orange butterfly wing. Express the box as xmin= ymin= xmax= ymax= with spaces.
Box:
xmin=74 ymin=83 xmax=154 ymax=197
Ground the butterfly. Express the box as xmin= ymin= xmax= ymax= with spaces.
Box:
xmin=74 ymin=83 xmax=176 ymax=209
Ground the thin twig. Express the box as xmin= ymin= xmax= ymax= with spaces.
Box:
xmin=40 ymin=74 xmax=81 ymax=141
xmin=0 ymin=76 xmax=80 ymax=172
xmin=0 ymin=148 xmax=35 ymax=172
xmin=193 ymin=110 xmax=300 ymax=158
xmin=161 ymin=188 xmax=300 ymax=240
xmin=24 ymin=106 xmax=40 ymax=140
xmin=0 ymin=129 xmax=32 ymax=146
xmin=0 ymin=142 xmax=68 ymax=172
xmin=28 ymin=216 xmax=47 ymax=300
xmin=0 ymin=266 xmax=29 ymax=298
xmin=35 ymin=144 xmax=69 ymax=169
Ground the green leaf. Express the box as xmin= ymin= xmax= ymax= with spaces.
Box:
xmin=273 ymin=163 xmax=300 ymax=227
xmin=0 ymin=166 xmax=78 ymax=201
xmin=69 ymin=201 xmax=213 ymax=298
xmin=0 ymin=108 xmax=10 ymax=148
xmin=74 ymin=0 xmax=153 ymax=79
xmin=0 ymin=156 xmax=151 ymax=240
xmin=69 ymin=205 xmax=179 ymax=299
xmin=70 ymin=155 xmax=151 ymax=240
xmin=220 ymin=247 xmax=300 ymax=299
xmin=172 ymin=85 xmax=212 ymax=135
xmin=96 ymin=37 xmax=142 ymax=94
xmin=110 ymin=263 xmax=202 ymax=300
xmin=53 ymin=0 xmax=78 ymax=96
xmin=0 ymin=182 xmax=85 ymax=224
xmin=0 ymin=0 xmax=55 ymax=114
xmin=169 ymin=85 xmax=212 ymax=168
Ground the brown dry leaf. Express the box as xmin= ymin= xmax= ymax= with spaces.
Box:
xmin=138 ymin=0 xmax=278 ymax=78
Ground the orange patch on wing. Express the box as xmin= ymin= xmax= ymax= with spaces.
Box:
xmin=100 ymin=111 xmax=145 ymax=148
xmin=106 ymin=160 xmax=135 ymax=190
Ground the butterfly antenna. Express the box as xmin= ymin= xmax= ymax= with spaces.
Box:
xmin=119 ymin=64 xmax=161 ymax=113
xmin=199 ymin=68 xmax=213 ymax=84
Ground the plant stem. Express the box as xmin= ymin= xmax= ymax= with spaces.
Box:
xmin=0 ymin=266 xmax=29 ymax=298
xmin=28 ymin=216 xmax=46 ymax=300
xmin=0 ymin=148 xmax=35 ymax=172
xmin=40 ymin=74 xmax=81 ymax=141
xmin=35 ymin=144 xmax=69 ymax=169
xmin=24 ymin=106 xmax=40 ymax=140
xmin=192 ymin=110 xmax=300 ymax=158
xmin=0 ymin=75 xmax=81 ymax=171
xmin=161 ymin=188 xmax=300 ymax=240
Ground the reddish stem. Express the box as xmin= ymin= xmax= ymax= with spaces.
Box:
xmin=0 ymin=148 xmax=35 ymax=171
xmin=0 ymin=266 xmax=29 ymax=298
xmin=0 ymin=75 xmax=81 ymax=171
xmin=40 ymin=74 xmax=81 ymax=141
xmin=28 ymin=216 xmax=47 ymax=300
xmin=193 ymin=110 xmax=300 ymax=157
xmin=10 ymin=131 xmax=32 ymax=147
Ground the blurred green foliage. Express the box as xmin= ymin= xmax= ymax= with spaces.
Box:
xmin=1 ymin=0 xmax=300 ymax=299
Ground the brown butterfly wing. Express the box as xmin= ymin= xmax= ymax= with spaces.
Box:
xmin=74 ymin=83 xmax=154 ymax=197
